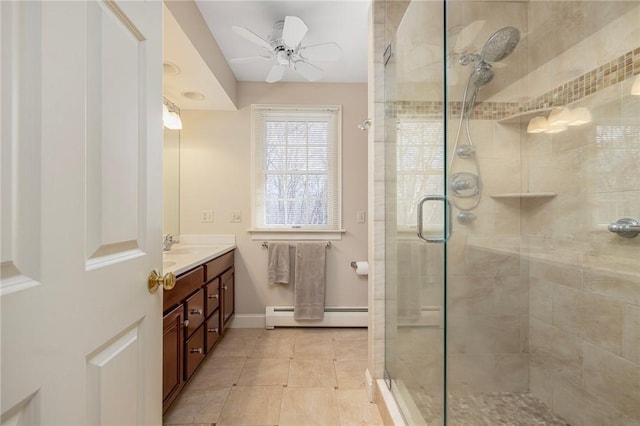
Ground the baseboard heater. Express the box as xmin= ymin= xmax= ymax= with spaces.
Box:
xmin=265 ymin=306 xmax=368 ymax=329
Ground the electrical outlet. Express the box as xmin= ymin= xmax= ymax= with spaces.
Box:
xmin=357 ymin=210 xmax=366 ymax=223
xmin=230 ymin=210 xmax=242 ymax=223
xmin=201 ymin=210 xmax=214 ymax=223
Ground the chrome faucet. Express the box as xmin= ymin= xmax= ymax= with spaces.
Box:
xmin=163 ymin=234 xmax=179 ymax=251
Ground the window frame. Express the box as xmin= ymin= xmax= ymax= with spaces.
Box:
xmin=249 ymin=104 xmax=344 ymax=240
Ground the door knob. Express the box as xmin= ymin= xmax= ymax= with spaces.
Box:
xmin=148 ymin=269 xmax=176 ymax=293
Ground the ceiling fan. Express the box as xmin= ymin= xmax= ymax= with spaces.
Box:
xmin=230 ymin=16 xmax=342 ymax=83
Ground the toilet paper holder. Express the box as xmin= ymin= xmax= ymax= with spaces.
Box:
xmin=350 ymin=261 xmax=368 ymax=276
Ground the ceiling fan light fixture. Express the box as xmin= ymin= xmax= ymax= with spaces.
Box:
xmin=230 ymin=16 xmax=340 ymax=83
xmin=276 ymin=50 xmax=290 ymax=66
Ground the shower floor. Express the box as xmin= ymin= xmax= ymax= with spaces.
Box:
xmin=412 ymin=391 xmax=570 ymax=425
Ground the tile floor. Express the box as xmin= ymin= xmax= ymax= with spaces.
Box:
xmin=163 ymin=327 xmax=383 ymax=426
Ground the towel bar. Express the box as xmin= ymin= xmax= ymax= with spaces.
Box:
xmin=261 ymin=241 xmax=331 ymax=248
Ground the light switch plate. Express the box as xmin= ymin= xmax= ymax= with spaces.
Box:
xmin=357 ymin=210 xmax=366 ymax=223
xmin=230 ymin=210 xmax=242 ymax=223
xmin=201 ymin=210 xmax=214 ymax=223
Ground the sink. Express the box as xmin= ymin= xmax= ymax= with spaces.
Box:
xmin=163 ymin=260 xmax=176 ymax=269
xmin=165 ymin=248 xmax=199 ymax=255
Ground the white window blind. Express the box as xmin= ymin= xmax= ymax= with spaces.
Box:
xmin=396 ymin=118 xmax=444 ymax=229
xmin=251 ymin=105 xmax=342 ymax=231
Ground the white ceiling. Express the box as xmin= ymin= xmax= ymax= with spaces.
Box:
xmin=163 ymin=4 xmax=236 ymax=110
xmin=195 ymin=1 xmax=370 ymax=83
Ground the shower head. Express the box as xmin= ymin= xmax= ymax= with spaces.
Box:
xmin=480 ymin=26 xmax=520 ymax=63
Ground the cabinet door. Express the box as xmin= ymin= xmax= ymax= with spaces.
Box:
xmin=162 ymin=306 xmax=184 ymax=413
xmin=221 ymin=268 xmax=235 ymax=329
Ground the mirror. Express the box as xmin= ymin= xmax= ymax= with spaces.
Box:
xmin=163 ymin=127 xmax=180 ymax=236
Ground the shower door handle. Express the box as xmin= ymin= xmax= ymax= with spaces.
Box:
xmin=417 ymin=195 xmax=452 ymax=243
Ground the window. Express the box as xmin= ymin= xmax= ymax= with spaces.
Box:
xmin=396 ymin=118 xmax=444 ymax=229
xmin=251 ymin=105 xmax=342 ymax=234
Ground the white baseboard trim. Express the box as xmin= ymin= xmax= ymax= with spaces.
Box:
xmin=227 ymin=314 xmax=265 ymax=329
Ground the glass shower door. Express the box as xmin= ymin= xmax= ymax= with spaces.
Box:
xmin=384 ymin=1 xmax=447 ymax=424
xmin=384 ymin=0 xmax=640 ymax=424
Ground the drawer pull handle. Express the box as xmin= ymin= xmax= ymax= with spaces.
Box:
xmin=189 ymin=348 xmax=203 ymax=354
xmin=208 ymin=294 xmax=219 ymax=299
xmin=208 ymin=328 xmax=219 ymax=334
xmin=190 ymin=309 xmax=203 ymax=316
xmin=223 ymin=285 xmax=228 ymax=290
xmin=182 ymin=320 xmax=189 ymax=328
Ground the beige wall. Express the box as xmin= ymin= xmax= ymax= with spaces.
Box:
xmin=179 ymin=82 xmax=368 ymax=317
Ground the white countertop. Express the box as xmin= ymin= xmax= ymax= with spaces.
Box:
xmin=162 ymin=234 xmax=236 ymax=276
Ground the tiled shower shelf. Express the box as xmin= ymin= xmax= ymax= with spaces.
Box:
xmin=490 ymin=192 xmax=557 ymax=199
xmin=497 ymin=107 xmax=553 ymax=124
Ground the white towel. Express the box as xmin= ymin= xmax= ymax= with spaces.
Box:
xmin=268 ymin=243 xmax=290 ymax=285
xmin=294 ymin=242 xmax=326 ymax=320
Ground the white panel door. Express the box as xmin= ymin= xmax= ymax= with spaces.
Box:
xmin=1 ymin=1 xmax=163 ymax=424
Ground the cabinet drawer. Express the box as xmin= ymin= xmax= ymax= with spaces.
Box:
xmin=205 ymin=251 xmax=234 ymax=282
xmin=163 ymin=266 xmax=204 ymax=312
xmin=205 ymin=313 xmax=221 ymax=353
xmin=185 ymin=288 xmax=205 ymax=337
xmin=205 ymin=278 xmax=220 ymax=317
xmin=184 ymin=325 xmax=205 ymax=380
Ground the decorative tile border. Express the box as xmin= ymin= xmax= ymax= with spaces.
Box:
xmin=525 ymin=47 xmax=640 ymax=111
xmin=388 ymin=47 xmax=640 ymax=120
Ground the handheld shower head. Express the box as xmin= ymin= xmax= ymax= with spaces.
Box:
xmin=472 ymin=67 xmax=494 ymax=87
xmin=480 ymin=26 xmax=520 ymax=63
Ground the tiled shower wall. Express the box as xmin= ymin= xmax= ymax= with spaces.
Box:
xmin=522 ymin=3 xmax=640 ymax=424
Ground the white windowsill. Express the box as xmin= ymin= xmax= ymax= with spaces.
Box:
xmin=248 ymin=229 xmax=346 ymax=241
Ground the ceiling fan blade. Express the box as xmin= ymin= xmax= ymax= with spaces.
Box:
xmin=293 ymin=60 xmax=323 ymax=82
xmin=230 ymin=55 xmax=273 ymax=64
xmin=298 ymin=42 xmax=342 ymax=62
xmin=266 ymin=65 xmax=285 ymax=83
xmin=231 ymin=25 xmax=272 ymax=50
xmin=282 ymin=16 xmax=308 ymax=48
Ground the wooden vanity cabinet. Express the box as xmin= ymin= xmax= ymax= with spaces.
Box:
xmin=205 ymin=278 xmax=220 ymax=317
xmin=162 ymin=249 xmax=235 ymax=415
xmin=221 ymin=268 xmax=235 ymax=330
xmin=162 ymin=305 xmax=184 ymax=412
xmin=185 ymin=325 xmax=206 ymax=378
xmin=204 ymin=278 xmax=221 ymax=352
xmin=184 ymin=288 xmax=205 ymax=337
xmin=205 ymin=314 xmax=221 ymax=352
xmin=204 ymin=250 xmax=234 ymax=332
